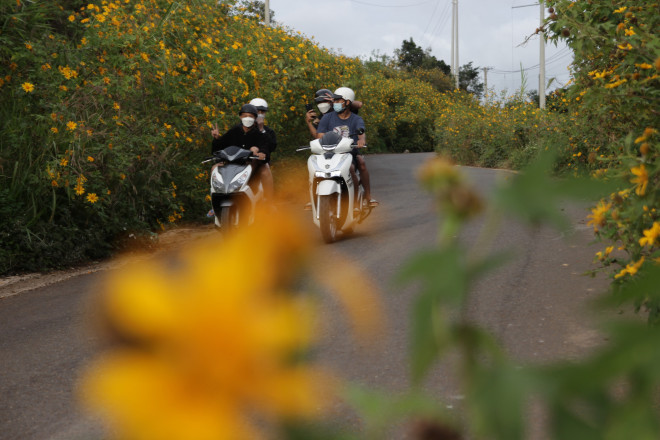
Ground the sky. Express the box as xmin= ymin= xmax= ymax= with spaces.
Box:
xmin=270 ymin=0 xmax=574 ymax=96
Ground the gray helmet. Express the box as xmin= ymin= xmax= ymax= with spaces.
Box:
xmin=238 ymin=104 xmax=258 ymax=117
xmin=314 ymin=88 xmax=333 ymax=103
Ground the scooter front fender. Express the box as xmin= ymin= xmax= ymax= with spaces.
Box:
xmin=316 ymin=179 xmax=341 ymax=196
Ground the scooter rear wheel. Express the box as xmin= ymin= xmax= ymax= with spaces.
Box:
xmin=319 ymin=195 xmax=338 ymax=243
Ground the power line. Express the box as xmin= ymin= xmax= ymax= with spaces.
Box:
xmin=491 ymin=47 xmax=572 ymax=74
xmin=350 ymin=0 xmax=433 ymax=7
xmin=429 ymin=1 xmax=452 ymax=41
xmin=420 ymin=0 xmax=443 ymax=44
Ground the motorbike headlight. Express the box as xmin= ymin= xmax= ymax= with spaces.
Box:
xmin=228 ymin=168 xmax=251 ymax=193
xmin=314 ymin=170 xmax=342 ymax=178
xmin=211 ymin=172 xmax=224 ymax=193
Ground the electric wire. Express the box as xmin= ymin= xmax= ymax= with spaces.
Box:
xmin=420 ymin=0 xmax=443 ymax=44
xmin=350 ymin=0 xmax=433 ymax=7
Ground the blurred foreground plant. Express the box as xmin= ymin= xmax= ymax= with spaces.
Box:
xmin=344 ymin=154 xmax=660 ymax=439
xmin=79 ymin=205 xmax=383 ymax=440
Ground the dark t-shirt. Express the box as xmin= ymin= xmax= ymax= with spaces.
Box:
xmin=317 ymin=111 xmax=365 ymax=143
xmin=211 ymin=124 xmax=268 ymax=155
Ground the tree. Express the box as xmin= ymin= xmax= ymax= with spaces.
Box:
xmin=395 ymin=38 xmax=451 ymax=75
xmin=458 ymin=62 xmax=484 ymax=99
xmin=227 ymin=0 xmax=275 ymax=23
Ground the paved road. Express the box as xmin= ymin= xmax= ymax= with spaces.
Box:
xmin=0 ymin=153 xmax=611 ymax=439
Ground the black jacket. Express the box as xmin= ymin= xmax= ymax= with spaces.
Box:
xmin=260 ymin=125 xmax=277 ymax=163
xmin=211 ymin=124 xmax=267 ymax=155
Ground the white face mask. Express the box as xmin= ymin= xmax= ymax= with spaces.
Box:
xmin=256 ymin=114 xmax=265 ymax=122
xmin=241 ymin=117 xmax=255 ymax=128
xmin=317 ymin=102 xmax=332 ymax=114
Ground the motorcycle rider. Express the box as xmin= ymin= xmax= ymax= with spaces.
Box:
xmin=306 ymin=88 xmax=364 ymax=138
xmin=211 ymin=103 xmax=274 ymax=201
xmin=249 ymin=97 xmax=277 ymax=163
xmin=316 ymin=87 xmax=378 ymax=207
xmin=305 ymin=89 xmax=334 ymax=138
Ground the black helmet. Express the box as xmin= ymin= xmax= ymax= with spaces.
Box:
xmin=320 ymin=131 xmax=343 ymax=147
xmin=238 ymin=104 xmax=258 ymax=117
xmin=314 ymin=88 xmax=333 ymax=103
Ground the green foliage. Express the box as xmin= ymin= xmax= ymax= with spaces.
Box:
xmin=351 ymin=153 xmax=660 ymax=439
xmin=543 ymin=0 xmax=660 ymax=319
xmin=0 ymin=0 xmax=361 ymax=274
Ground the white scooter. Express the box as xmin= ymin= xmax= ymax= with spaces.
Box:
xmin=298 ymin=131 xmax=374 ymax=243
xmin=202 ymin=146 xmax=264 ymax=229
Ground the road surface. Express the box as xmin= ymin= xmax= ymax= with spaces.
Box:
xmin=0 ymin=153 xmax=612 ymax=439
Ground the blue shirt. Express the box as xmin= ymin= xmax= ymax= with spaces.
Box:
xmin=317 ymin=111 xmax=365 ymax=143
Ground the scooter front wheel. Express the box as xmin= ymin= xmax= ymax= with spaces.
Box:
xmin=319 ymin=194 xmax=338 ymax=244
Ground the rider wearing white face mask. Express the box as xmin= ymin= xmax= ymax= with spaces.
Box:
xmin=305 ymin=89 xmax=334 ymax=139
xmin=316 ymin=87 xmax=378 ymax=207
xmin=211 ymin=103 xmax=274 ymax=200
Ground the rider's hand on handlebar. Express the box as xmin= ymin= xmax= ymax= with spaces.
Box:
xmin=211 ymin=123 xmax=220 ymax=139
xmin=256 ymin=152 xmax=266 ymax=160
xmin=357 ymin=139 xmax=366 ymax=148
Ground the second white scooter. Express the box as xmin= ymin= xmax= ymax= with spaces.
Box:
xmin=299 ymin=131 xmax=373 ymax=243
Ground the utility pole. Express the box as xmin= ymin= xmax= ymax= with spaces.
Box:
xmin=483 ymin=67 xmax=492 ymax=102
xmin=511 ymin=2 xmax=546 ymax=109
xmin=265 ymin=0 xmax=270 ymax=26
xmin=451 ymin=0 xmax=459 ymax=89
xmin=539 ymin=0 xmax=546 ymax=109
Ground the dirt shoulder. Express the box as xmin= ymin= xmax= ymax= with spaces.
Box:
xmin=0 ymin=225 xmax=216 ymax=300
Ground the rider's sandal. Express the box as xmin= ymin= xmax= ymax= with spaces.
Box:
xmin=368 ymin=199 xmax=379 ymax=207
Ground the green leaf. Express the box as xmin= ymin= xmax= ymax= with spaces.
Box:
xmin=495 ymin=150 xmax=621 ymax=231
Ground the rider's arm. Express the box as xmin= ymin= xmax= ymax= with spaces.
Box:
xmin=316 ymin=113 xmax=330 ymax=139
xmin=357 ymin=132 xmax=366 ymax=148
xmin=212 ymin=126 xmax=238 ymax=153
xmin=306 ymin=110 xmax=318 ymax=138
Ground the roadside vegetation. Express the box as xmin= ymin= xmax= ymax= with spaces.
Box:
xmin=3 ymin=0 xmax=660 ymax=438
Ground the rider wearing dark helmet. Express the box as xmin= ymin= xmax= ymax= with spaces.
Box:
xmin=305 ymin=88 xmax=334 ymax=138
xmin=211 ymin=103 xmax=274 ymax=200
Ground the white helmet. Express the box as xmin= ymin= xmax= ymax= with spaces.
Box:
xmin=333 ymin=87 xmax=355 ymax=103
xmin=249 ymin=98 xmax=268 ymax=112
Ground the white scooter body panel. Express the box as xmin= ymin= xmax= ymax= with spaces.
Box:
xmin=210 ymin=161 xmax=263 ymax=228
xmin=306 ymin=137 xmax=359 ymax=230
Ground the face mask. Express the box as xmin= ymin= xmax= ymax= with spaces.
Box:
xmin=256 ymin=114 xmax=265 ymax=122
xmin=241 ymin=117 xmax=255 ymax=128
xmin=317 ymin=102 xmax=331 ymax=114
xmin=333 ymin=103 xmax=344 ymax=113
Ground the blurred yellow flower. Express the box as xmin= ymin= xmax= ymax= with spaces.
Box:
xmin=87 ymin=156 xmax=94 ymax=162
xmin=21 ymin=82 xmax=35 ymax=93
xmin=79 ymin=205 xmax=383 ymax=439
xmin=639 ymin=222 xmax=660 ymax=248
xmin=51 ymin=127 xmax=58 ymax=134
xmin=86 ymin=193 xmax=99 ymax=203
xmin=68 ymin=15 xmax=75 ymax=22
xmin=587 ymin=200 xmax=612 ymax=231
xmin=66 ymin=121 xmax=77 ymax=131
xmin=60 ymin=157 xmax=68 ymax=166
xmin=631 ymin=164 xmax=648 ymax=196
xmin=615 ymin=257 xmax=645 ymax=279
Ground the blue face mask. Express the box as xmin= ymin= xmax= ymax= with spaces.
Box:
xmin=333 ymin=103 xmax=344 ymax=113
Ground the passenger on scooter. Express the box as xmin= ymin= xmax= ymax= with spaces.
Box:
xmin=249 ymin=98 xmax=277 ymax=163
xmin=306 ymin=88 xmax=364 ymax=138
xmin=316 ymin=87 xmax=378 ymax=207
xmin=211 ymin=104 xmax=274 ymax=201
xmin=305 ymin=89 xmax=334 ymax=138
